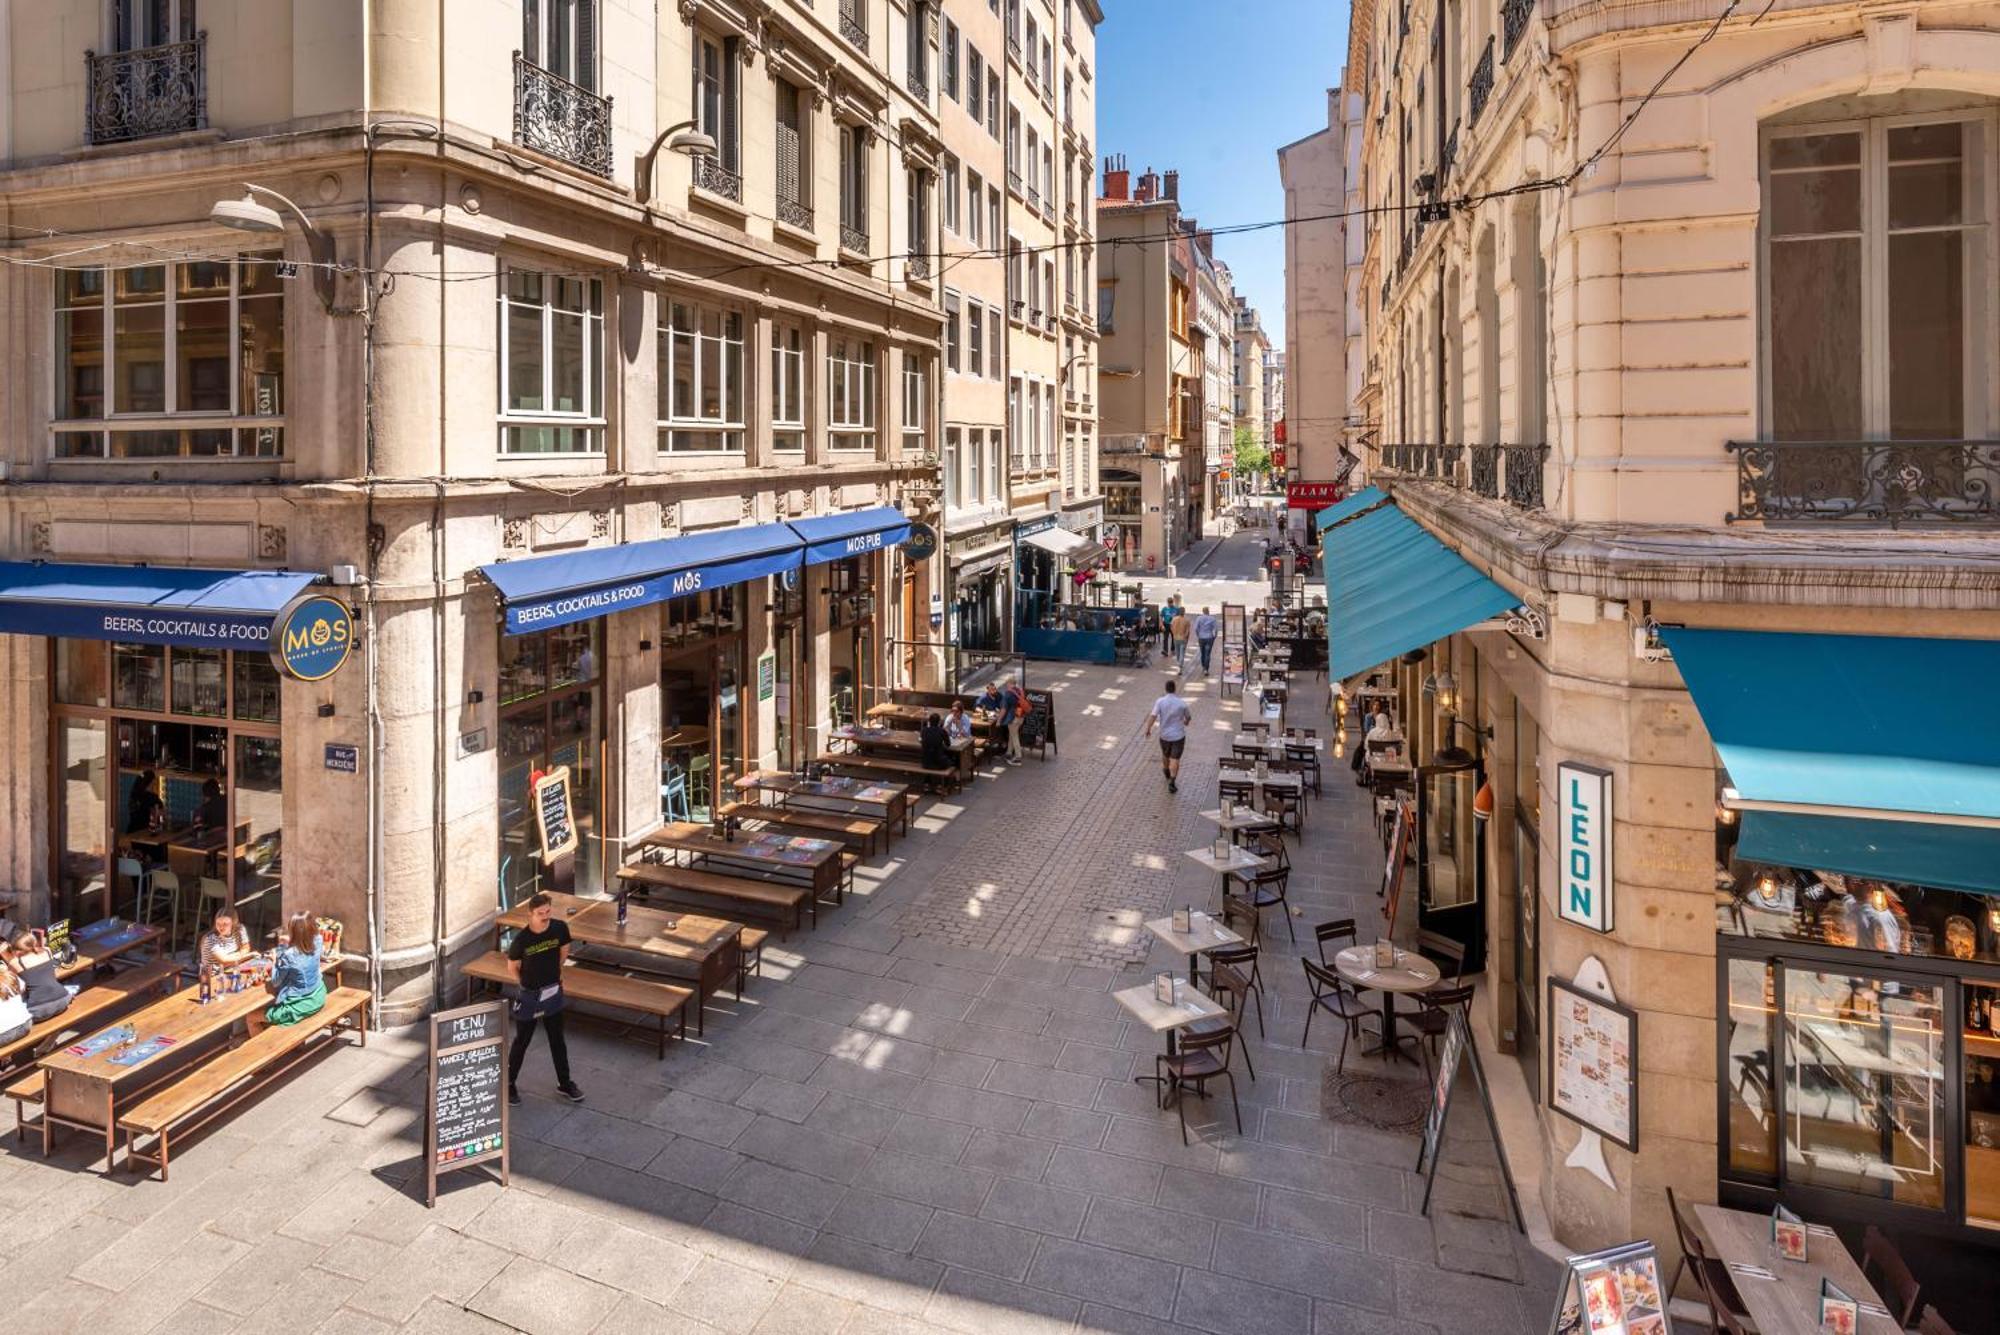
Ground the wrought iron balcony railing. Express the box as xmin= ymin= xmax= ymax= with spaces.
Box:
xmin=86 ymin=35 xmax=207 ymax=145
xmin=906 ymin=253 xmax=931 ymax=282
xmin=1379 ymin=441 xmax=1548 ymax=509
xmin=693 ymin=155 xmax=742 ymax=203
xmin=840 ymin=222 xmax=869 ymax=254
xmin=1027 ymin=183 xmax=1041 ymax=210
xmin=1469 ymin=38 xmax=1495 ymax=125
xmin=840 ymin=1 xmax=869 ymax=49
xmin=1008 ymin=167 xmax=1023 ymax=193
xmin=907 ymin=71 xmax=928 ymax=102
xmin=1727 ymin=439 xmax=2000 ymax=528
xmin=514 ymin=53 xmax=613 ymax=177
xmin=1503 ymin=0 xmax=1534 ymax=58
xmin=778 ymin=197 xmax=814 ymax=231
xmin=1440 ymin=122 xmax=1460 ymax=185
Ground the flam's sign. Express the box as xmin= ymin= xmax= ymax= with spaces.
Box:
xmin=1556 ymin=762 xmax=1614 ymax=933
xmin=1286 ymin=481 xmax=1344 ymax=509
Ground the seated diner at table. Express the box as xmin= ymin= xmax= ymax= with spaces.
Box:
xmin=943 ymin=701 xmax=974 ymax=742
xmin=8 ymin=928 xmax=75 ymax=1024
xmin=197 ymin=907 xmax=256 ymax=977
xmin=919 ymin=713 xmax=954 ymax=789
xmin=194 ymin=778 xmax=227 ymax=835
xmin=126 ymin=769 xmax=165 ymax=836
xmin=249 ymin=911 xmax=326 ymax=1033
xmin=0 ymin=968 xmax=29 ymax=1047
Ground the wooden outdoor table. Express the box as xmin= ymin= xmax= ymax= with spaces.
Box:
xmin=1144 ymin=912 xmax=1245 ymax=988
xmin=867 ymin=703 xmax=1003 ymax=739
xmin=1332 ymin=944 xmax=1438 ymax=1065
xmin=830 ymin=724 xmax=976 ymax=780
xmin=495 ymin=890 xmax=742 ymax=1033
xmin=58 ymin=921 xmax=166 ymax=982
xmin=735 ymin=771 xmax=911 ymax=837
xmin=1691 ymin=1204 xmax=1902 ymax=1334
xmin=39 ymin=983 xmax=268 ymax=1165
xmin=640 ymin=823 xmax=845 ymax=907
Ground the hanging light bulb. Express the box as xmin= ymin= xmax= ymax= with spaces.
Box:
xmin=1756 ymin=870 xmax=1779 ymax=900
xmin=1716 ymin=801 xmax=1738 ymax=826
xmin=1436 ymin=670 xmax=1457 ymax=716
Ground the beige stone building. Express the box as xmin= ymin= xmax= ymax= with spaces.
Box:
xmin=1231 ymin=294 xmax=1270 ymax=494
xmin=1327 ymin=0 xmax=2000 ymax=1307
xmin=0 ymin=0 xmax=948 ymax=1022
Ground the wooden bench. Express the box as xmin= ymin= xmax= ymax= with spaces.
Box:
xmin=116 ymin=986 xmax=370 ymax=1180
xmin=0 ymin=959 xmax=180 ymax=1080
xmin=816 ymin=751 xmax=962 ymax=795
xmin=5 ymin=1070 xmax=45 ymax=1144
xmin=461 ymin=952 xmax=692 ymax=1059
xmin=720 ymin=801 xmax=887 ymax=857
xmin=620 ymin=861 xmax=813 ymax=933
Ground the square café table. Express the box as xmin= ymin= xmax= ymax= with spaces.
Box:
xmin=1114 ymin=977 xmax=1228 ymax=1096
xmin=1198 ymin=807 xmax=1281 ymax=845
xmin=1691 ymin=1204 xmax=1901 ymax=1334
xmin=1185 ymin=843 xmax=1269 ymax=900
xmin=1144 ymin=912 xmax=1245 ymax=987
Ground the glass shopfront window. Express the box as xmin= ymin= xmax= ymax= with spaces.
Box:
xmin=50 ymin=639 xmax=283 ymax=938
xmin=498 ymin=621 xmax=602 ymax=907
xmin=826 ymin=555 xmax=879 ymax=726
xmin=660 ymin=587 xmax=745 ymax=822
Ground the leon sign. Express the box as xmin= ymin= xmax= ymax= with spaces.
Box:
xmin=1556 ymin=762 xmax=1614 ymax=933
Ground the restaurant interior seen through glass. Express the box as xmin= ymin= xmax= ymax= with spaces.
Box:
xmin=52 ymin=637 xmax=284 ymax=939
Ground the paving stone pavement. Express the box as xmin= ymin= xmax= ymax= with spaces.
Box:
xmin=0 ymin=532 xmax=1560 ymax=1334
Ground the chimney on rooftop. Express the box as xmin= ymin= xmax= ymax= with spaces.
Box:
xmin=1163 ymin=170 xmax=1179 ymax=202
xmin=1102 ymin=152 xmax=1128 ymax=200
xmin=1136 ymin=167 xmax=1159 ymax=203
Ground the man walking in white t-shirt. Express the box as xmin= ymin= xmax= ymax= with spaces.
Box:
xmin=1143 ymin=678 xmax=1194 ymax=794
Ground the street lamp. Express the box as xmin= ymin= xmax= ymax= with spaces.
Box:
xmin=635 ymin=119 xmax=718 ymax=205
xmin=210 ymin=183 xmax=344 ymax=314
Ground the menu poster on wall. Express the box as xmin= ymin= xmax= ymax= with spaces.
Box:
xmin=426 ymin=1000 xmax=509 ymax=1207
xmin=1548 ymin=974 xmax=1640 ymax=1152
xmin=757 ymin=650 xmax=776 ymax=702
xmin=533 ymin=765 xmax=578 ymax=863
xmin=1544 ymin=1241 xmax=1668 ymax=1335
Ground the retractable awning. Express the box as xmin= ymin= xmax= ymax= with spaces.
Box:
xmin=1321 ymin=503 xmax=1520 ymax=681
xmin=788 ymin=506 xmax=913 ymax=566
xmin=1313 ymin=486 xmax=1390 ymax=532
xmin=479 ymin=523 xmax=803 ymax=634
xmin=1661 ymin=627 xmax=2000 ymax=892
xmin=0 ymin=561 xmax=321 ymax=652
xmin=1020 ymin=527 xmax=1093 ymax=558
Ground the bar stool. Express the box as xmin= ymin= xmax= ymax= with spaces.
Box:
xmin=116 ymin=855 xmax=152 ymax=921
xmin=661 ymin=763 xmax=692 ymax=823
xmin=141 ymin=870 xmax=183 ymax=951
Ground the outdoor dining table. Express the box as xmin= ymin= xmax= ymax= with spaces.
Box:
xmin=1144 ymin=912 xmax=1245 ymax=987
xmin=57 ymin=919 xmax=166 ymax=982
xmin=830 ymin=723 xmax=976 ymax=780
xmin=734 ymin=770 xmax=912 ymax=837
xmin=639 ymin=822 xmax=846 ymax=907
xmin=1198 ymin=806 xmax=1282 ymax=845
xmin=1331 ymin=943 xmax=1439 ymax=1064
xmin=1247 ymin=684 xmax=1286 ymax=723
xmin=1113 ymin=977 xmax=1229 ymax=1098
xmin=1230 ymin=733 xmax=1323 ymax=758
xmin=38 ymin=982 xmax=269 ymax=1165
xmin=1217 ymin=767 xmax=1303 ymax=805
xmin=495 ymin=889 xmax=743 ymax=1033
xmin=1184 ymin=843 xmax=1270 ymax=900
xmin=867 ymin=702 xmax=1004 ymax=742
xmin=1691 ymin=1204 xmax=1902 ymax=1334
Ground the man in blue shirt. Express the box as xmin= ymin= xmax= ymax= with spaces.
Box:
xmin=1193 ymin=607 xmax=1220 ymax=676
xmin=1143 ymin=678 xmax=1194 ymax=793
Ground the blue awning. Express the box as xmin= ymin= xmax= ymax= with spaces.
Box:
xmin=0 ymin=561 xmax=320 ymax=652
xmin=788 ymin=506 xmax=913 ymax=566
xmin=1321 ymin=504 xmax=1520 ymax=681
xmin=479 ymin=523 xmax=803 ymax=634
xmin=1663 ymin=627 xmax=2000 ymax=893
xmin=1313 ymin=486 xmax=1390 ymax=532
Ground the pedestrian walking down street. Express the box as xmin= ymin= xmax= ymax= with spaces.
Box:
xmin=1144 ymin=678 xmax=1193 ymax=794
xmin=1001 ymin=675 xmax=1028 ymax=764
xmin=1193 ymin=606 xmax=1220 ymax=676
xmin=1169 ymin=605 xmax=1193 ymax=675
xmin=1162 ymin=595 xmax=1185 ymax=655
xmin=506 ymin=892 xmax=586 ymax=1106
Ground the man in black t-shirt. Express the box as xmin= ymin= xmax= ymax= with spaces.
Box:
xmin=505 ymin=892 xmax=586 ymax=1107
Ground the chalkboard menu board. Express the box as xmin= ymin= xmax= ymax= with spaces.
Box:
xmin=1414 ymin=1007 xmax=1524 ymax=1231
xmin=426 ymin=1000 xmax=509 ymax=1206
xmin=533 ymin=765 xmax=578 ymax=862
xmin=1020 ymin=688 xmax=1058 ymax=755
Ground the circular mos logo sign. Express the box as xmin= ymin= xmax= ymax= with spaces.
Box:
xmin=901 ymin=523 xmax=939 ymax=561
xmin=271 ymin=594 xmax=355 ymax=682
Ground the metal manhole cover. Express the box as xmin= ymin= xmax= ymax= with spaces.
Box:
xmin=1323 ymin=1069 xmax=1429 ymax=1129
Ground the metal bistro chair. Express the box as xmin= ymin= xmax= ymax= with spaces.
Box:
xmin=1409 ymin=985 xmax=1475 ymax=1085
xmin=1664 ymin=1187 xmax=1759 ymax=1331
xmin=1221 ymin=894 xmax=1261 ymax=948
xmin=1284 ymin=741 xmax=1323 ymax=796
xmin=1241 ymin=720 xmax=1270 ymax=736
xmin=1397 ymin=930 xmax=1467 ymax=1025
xmin=1206 ymin=945 xmax=1266 ymax=1044
xmin=1266 ymin=787 xmax=1306 ymax=840
xmin=660 ymin=762 xmax=693 ymax=823
xmin=1156 ymin=1002 xmax=1243 ymax=1144
xmin=1861 ymin=1224 xmax=1922 ymax=1328
xmin=1218 ymin=775 xmax=1256 ymax=806
xmin=1231 ymin=743 xmax=1268 ymax=765
xmin=1312 ymin=917 xmax=1357 ymax=967
xmin=1301 ymin=957 xmax=1373 ymax=1073
xmin=1234 ymin=865 xmax=1295 ymax=944
xmin=1247 ymin=831 xmax=1290 ymax=875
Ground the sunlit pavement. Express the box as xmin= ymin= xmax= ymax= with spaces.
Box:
xmin=0 ymin=532 xmax=1557 ymax=1335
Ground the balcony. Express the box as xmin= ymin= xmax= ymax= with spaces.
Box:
xmin=1502 ymin=0 xmax=1534 ymax=58
xmin=778 ymin=197 xmax=814 ymax=231
xmin=1026 ymin=183 xmax=1041 ymax=210
xmin=1381 ymin=442 xmax=1547 ymax=509
xmin=1440 ymin=123 xmax=1459 ymax=186
xmin=1009 ymin=32 xmax=1023 ymax=62
xmin=85 ymin=35 xmax=207 ymax=146
xmin=841 ymin=222 xmax=869 ymax=254
xmin=1469 ymin=38 xmax=1495 ymax=125
xmin=1008 ymin=167 xmax=1023 ymax=193
xmin=907 ymin=71 xmax=928 ymax=102
xmin=514 ymin=53 xmax=613 ymax=177
xmin=1727 ymin=440 xmax=2000 ymax=528
xmin=906 ymin=253 xmax=931 ymax=282
xmin=693 ymin=155 xmax=742 ymax=203
xmin=839 ymin=0 xmax=868 ymax=49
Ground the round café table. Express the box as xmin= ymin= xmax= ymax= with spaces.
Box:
xmin=1332 ymin=944 xmax=1440 ymax=1065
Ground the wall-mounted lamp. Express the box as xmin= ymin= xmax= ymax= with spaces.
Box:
xmin=635 ymin=119 xmax=719 ymax=205
xmin=468 ymin=689 xmax=484 ymax=705
xmin=1432 ymin=717 xmax=1492 ymax=770
xmin=639 ymin=639 xmax=654 ymax=652
xmin=210 ymin=183 xmax=349 ymax=315
xmin=316 ymin=702 xmax=336 ymax=718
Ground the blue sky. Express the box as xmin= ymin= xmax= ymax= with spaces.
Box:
xmin=1096 ymin=0 xmax=1351 ymax=351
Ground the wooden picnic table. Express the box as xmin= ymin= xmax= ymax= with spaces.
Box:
xmin=830 ymin=724 xmax=976 ymax=780
xmin=1692 ymin=1204 xmax=1901 ymax=1335
xmin=639 ymin=822 xmax=846 ymax=908
xmin=735 ymin=771 xmax=911 ymax=837
xmin=867 ymin=702 xmax=1004 ymax=741
xmin=58 ymin=921 xmax=166 ymax=982
xmin=39 ymin=982 xmax=268 ymax=1165
xmin=494 ymin=890 xmax=742 ymax=1033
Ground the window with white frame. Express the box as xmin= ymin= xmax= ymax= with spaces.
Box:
xmin=840 ymin=124 xmax=870 ymax=245
xmin=906 ymin=167 xmax=931 ymax=278
xmin=1041 ymin=144 xmax=1053 ymax=206
xmin=828 ymin=336 xmax=877 ymax=450
xmin=1009 ymin=376 xmax=1023 ymax=463
xmin=1043 ymin=378 xmax=1055 ymax=464
xmin=1041 ymin=259 xmax=1055 ymax=324
xmin=987 ymin=73 xmax=1000 ymax=138
xmin=968 ymin=47 xmax=983 ymax=123
xmin=987 ymin=308 xmax=1002 ymax=378
xmin=944 ymin=290 xmax=962 ymax=372
xmin=1762 ymin=110 xmax=1994 ymax=441
xmin=1010 ymin=111 xmax=1024 ymax=189
xmin=907 ymin=0 xmax=930 ymax=90
xmin=111 ymin=0 xmax=197 ymax=50
xmin=902 ymin=358 xmax=928 ymax=454
xmin=499 ymin=269 xmax=605 ymax=454
xmin=54 ymin=253 xmax=287 ymax=460
xmin=967 ymin=424 xmax=984 ymax=503
xmin=942 ymin=18 xmax=959 ymax=100
xmin=987 ymin=426 xmax=1003 ymax=497
xmin=775 ymin=80 xmax=811 ymax=218
xmin=772 ymin=322 xmax=808 ymax=453
xmin=693 ymin=31 xmax=741 ymax=179
xmin=1024 ymin=13 xmax=1039 ymax=87
xmin=987 ymin=186 xmax=1002 ymax=251
xmin=659 ymin=297 xmax=745 ymax=452
xmin=944 ymin=425 xmax=962 ymax=507
xmin=966 ymin=170 xmax=983 ymax=244
xmin=942 ymin=155 xmax=960 ymax=232
xmin=967 ymin=300 xmax=985 ymax=377
xmin=522 ymin=0 xmax=598 ymax=89
xmin=1009 ymin=236 xmax=1024 ymax=313
xmin=1040 ymin=37 xmax=1053 ymax=99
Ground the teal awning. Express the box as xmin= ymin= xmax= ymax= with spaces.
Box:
xmin=1313 ymin=486 xmax=1390 ymax=533
xmin=1663 ymin=627 xmax=2000 ymax=893
xmin=1322 ymin=503 xmax=1520 ymax=681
